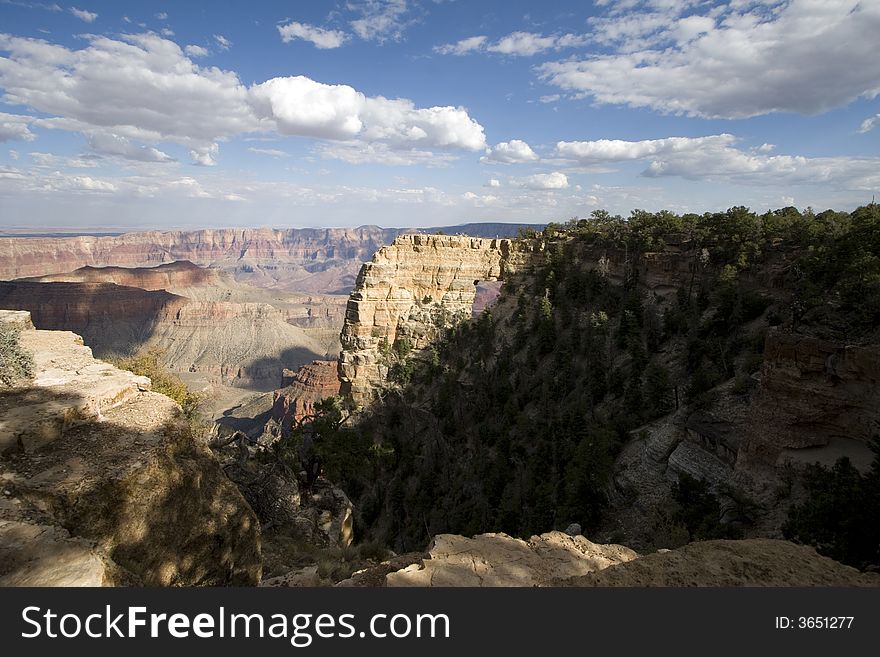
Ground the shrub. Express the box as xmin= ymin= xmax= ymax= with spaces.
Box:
xmin=0 ymin=325 xmax=34 ymax=387
xmin=111 ymin=348 xmax=202 ymax=419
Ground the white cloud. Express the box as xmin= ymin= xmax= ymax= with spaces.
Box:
xmin=557 ymin=134 xmax=736 ymax=162
xmin=436 ymin=31 xmax=589 ymax=57
xmin=250 ymin=76 xmax=365 ymax=140
xmin=9 ymin=149 xmax=19 ymax=160
xmin=0 ymin=32 xmax=486 ymax=167
xmin=184 ymin=44 xmax=209 ymax=57
xmin=0 ymin=112 xmax=36 ymax=142
xmin=278 ymin=21 xmax=348 ymax=49
xmin=486 ymin=178 xmax=500 ymax=187
xmin=247 ymin=147 xmax=289 ymax=158
xmin=462 ymin=191 xmax=499 ymax=206
xmin=538 ymin=0 xmax=880 ymax=118
xmin=69 ymin=7 xmax=97 ymax=23
xmin=349 ymin=0 xmax=411 ymax=43
xmin=156 ymin=12 xmax=168 ymax=20
xmin=481 ymin=139 xmax=539 ymax=164
xmin=213 ymin=34 xmax=231 ymax=50
xmin=190 ymin=143 xmax=219 ymax=166
xmin=556 ymin=133 xmax=880 ymax=191
xmin=538 ymin=94 xmax=560 ymax=104
xmin=29 ymin=151 xmax=97 ymax=168
xmin=315 ymin=141 xmax=458 ymax=166
xmin=859 ymin=114 xmax=880 ymax=134
xmin=433 ymin=35 xmax=487 ymax=56
xmin=519 ymin=171 xmax=569 ymax=190
xmin=87 ymin=132 xmax=173 ymax=162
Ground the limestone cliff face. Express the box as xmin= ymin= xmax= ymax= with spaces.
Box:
xmin=0 ymin=311 xmax=261 ymax=586
xmin=741 ymin=331 xmax=880 ymax=463
xmin=21 ymin=260 xmax=227 ymax=291
xmin=273 ymin=360 xmax=341 ymax=430
xmin=338 ymin=234 xmax=542 ymax=405
xmin=0 ymin=227 xmax=401 ymax=293
xmin=0 ymin=280 xmax=326 ymax=389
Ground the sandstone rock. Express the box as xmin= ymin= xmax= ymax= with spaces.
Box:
xmin=742 ymin=330 xmax=880 ymax=464
xmin=338 ymin=234 xmax=543 ymax=406
xmin=566 ymin=539 xmax=880 ymax=587
xmin=0 ymin=314 xmax=262 ymax=586
xmin=0 ymin=520 xmax=113 ymax=586
xmin=260 ymin=565 xmax=321 ymax=587
xmin=272 ymin=360 xmax=341 ymax=430
xmin=383 ymin=531 xmax=638 ymax=587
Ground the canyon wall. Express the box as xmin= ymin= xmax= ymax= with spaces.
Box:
xmin=0 ymin=226 xmax=401 ymax=293
xmin=338 ymin=234 xmax=543 ymax=406
xmin=740 ymin=331 xmax=880 ymax=466
xmin=0 ymin=280 xmax=326 ymax=389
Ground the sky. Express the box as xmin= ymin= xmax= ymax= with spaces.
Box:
xmin=0 ymin=0 xmax=878 ymax=232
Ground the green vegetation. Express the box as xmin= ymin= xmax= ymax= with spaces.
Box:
xmin=783 ymin=442 xmax=880 ymax=570
xmin=111 ymin=348 xmax=202 ymax=420
xmin=318 ymin=203 xmax=880 ymax=553
xmin=0 ymin=325 xmax=34 ymax=387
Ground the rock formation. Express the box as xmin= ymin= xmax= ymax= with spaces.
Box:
xmin=0 ymin=277 xmax=329 ymax=390
xmin=338 ymin=234 xmax=542 ymax=405
xmin=338 ymin=531 xmax=877 ymax=587
xmin=20 ymin=260 xmax=225 ymax=291
xmin=742 ymin=331 xmax=880 ymax=463
xmin=272 ymin=360 xmax=341 ymax=430
xmin=0 ymin=227 xmax=401 ymax=293
xmin=0 ymin=311 xmax=261 ymax=586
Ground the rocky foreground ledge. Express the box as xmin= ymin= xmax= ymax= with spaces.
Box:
xmin=336 ymin=531 xmax=879 ymax=587
xmin=0 ymin=310 xmax=261 ymax=586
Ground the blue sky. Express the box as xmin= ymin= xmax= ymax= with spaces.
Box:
xmin=0 ymin=0 xmax=878 ymax=231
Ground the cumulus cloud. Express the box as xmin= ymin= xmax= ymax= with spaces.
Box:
xmin=213 ymin=34 xmax=231 ymax=50
xmin=184 ymin=44 xmax=209 ymax=57
xmin=0 ymin=32 xmax=487 ymax=165
xmin=316 ymin=141 xmax=458 ymax=166
xmin=538 ymin=0 xmax=880 ymax=118
xmin=69 ymin=7 xmax=97 ymax=23
xmin=435 ymin=30 xmax=588 ymax=57
xmin=278 ymin=21 xmax=348 ymax=49
xmin=433 ymin=35 xmax=487 ymax=56
xmin=519 ymin=171 xmax=569 ymax=190
xmin=0 ymin=112 xmax=36 ymax=142
xmin=481 ymin=139 xmax=539 ymax=164
xmin=557 ymin=134 xmax=735 ymax=162
xmin=87 ymin=132 xmax=173 ymax=162
xmin=486 ymin=178 xmax=500 ymax=188
xmin=349 ymin=0 xmax=411 ymax=43
xmin=859 ymin=114 xmax=880 ymax=134
xmin=556 ymin=133 xmax=880 ymax=190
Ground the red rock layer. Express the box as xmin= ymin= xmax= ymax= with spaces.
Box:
xmin=272 ymin=360 xmax=341 ymax=429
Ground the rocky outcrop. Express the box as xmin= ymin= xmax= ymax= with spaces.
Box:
xmin=341 ymin=532 xmax=878 ymax=587
xmin=567 ymin=539 xmax=880 ymax=587
xmin=338 ymin=234 xmax=542 ymax=405
xmin=744 ymin=331 xmax=880 ymax=454
xmin=0 ymin=312 xmax=262 ymax=586
xmin=272 ymin=360 xmax=341 ymax=430
xmin=340 ymin=531 xmax=638 ymax=587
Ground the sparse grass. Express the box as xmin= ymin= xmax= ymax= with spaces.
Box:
xmin=110 ymin=348 xmax=202 ymax=421
xmin=0 ymin=325 xmax=34 ymax=387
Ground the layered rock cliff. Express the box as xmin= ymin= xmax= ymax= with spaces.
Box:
xmin=272 ymin=360 xmax=341 ymax=430
xmin=0 ymin=227 xmax=401 ymax=293
xmin=338 ymin=234 xmax=543 ymax=405
xmin=0 ymin=311 xmax=261 ymax=586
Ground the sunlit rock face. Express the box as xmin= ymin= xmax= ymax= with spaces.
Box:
xmin=338 ymin=234 xmax=542 ymax=406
